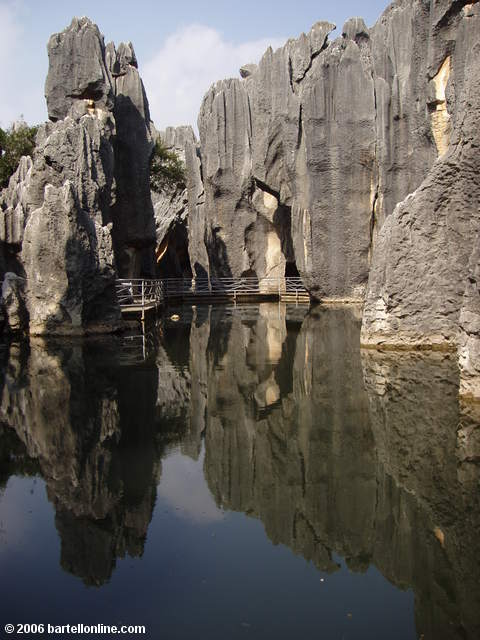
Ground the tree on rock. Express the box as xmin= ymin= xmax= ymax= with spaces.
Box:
xmin=150 ymin=139 xmax=186 ymax=192
xmin=0 ymin=121 xmax=38 ymax=189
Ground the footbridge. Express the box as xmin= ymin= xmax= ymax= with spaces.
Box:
xmin=116 ymin=277 xmax=310 ymax=318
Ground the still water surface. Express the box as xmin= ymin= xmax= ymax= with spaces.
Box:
xmin=0 ymin=304 xmax=478 ymax=639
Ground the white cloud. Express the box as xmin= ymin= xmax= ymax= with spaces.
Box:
xmin=142 ymin=24 xmax=285 ymax=134
xmin=0 ymin=2 xmax=23 ymax=127
xmin=0 ymin=2 xmax=46 ymax=128
xmin=0 ymin=1 xmax=22 ymax=57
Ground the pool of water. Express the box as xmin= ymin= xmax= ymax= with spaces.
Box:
xmin=0 ymin=303 xmax=478 ymax=639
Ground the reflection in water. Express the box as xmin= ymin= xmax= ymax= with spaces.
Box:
xmin=0 ymin=337 xmax=189 ymax=586
xmin=362 ymin=350 xmax=480 ymax=640
xmin=0 ymin=303 xmax=478 ymax=638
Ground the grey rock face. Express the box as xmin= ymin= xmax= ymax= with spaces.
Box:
xmin=45 ymin=19 xmax=156 ymax=280
xmin=0 ymin=109 xmax=121 ymax=335
xmin=106 ymin=40 xmax=156 ymax=277
xmin=151 ymin=127 xmax=191 ymax=278
xmin=22 ymin=180 xmax=120 ymax=335
xmin=361 ymin=2 xmax=480 ymax=350
xmin=458 ymin=239 xmax=480 ymax=399
xmin=1 ymin=110 xmax=121 ymax=335
xmin=192 ymin=0 xmax=477 ymax=308
xmin=196 ymin=17 xmax=378 ymax=296
xmin=45 ymin=17 xmax=114 ymax=121
xmin=0 ymin=156 xmax=33 ymax=260
xmin=0 ymin=16 xmax=158 ymax=334
xmin=190 ymin=13 xmax=371 ymax=296
xmin=153 ymin=126 xmax=208 ymax=279
xmin=2 ymin=273 xmax=28 ymax=332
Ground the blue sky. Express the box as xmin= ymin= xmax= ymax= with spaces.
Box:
xmin=0 ymin=0 xmax=389 ymax=131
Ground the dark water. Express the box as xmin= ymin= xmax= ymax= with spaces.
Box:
xmin=0 ymin=303 xmax=479 ymax=640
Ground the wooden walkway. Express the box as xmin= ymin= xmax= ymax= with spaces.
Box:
xmin=115 ymin=276 xmax=310 ymax=319
xmin=161 ymin=277 xmax=310 ymax=304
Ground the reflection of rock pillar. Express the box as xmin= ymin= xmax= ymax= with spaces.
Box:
xmin=293 ymin=308 xmax=376 ymax=562
xmin=205 ymin=305 xmax=377 ymax=571
xmin=362 ymin=347 xmax=480 ymax=639
xmin=183 ymin=306 xmax=210 ymax=459
xmin=0 ymin=338 xmax=165 ymax=586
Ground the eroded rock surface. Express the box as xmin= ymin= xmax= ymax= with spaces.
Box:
xmin=361 ymin=2 xmax=480 ymax=351
xmin=151 ymin=127 xmax=194 ymax=278
xmin=182 ymin=0 xmax=479 ymax=376
xmin=106 ymin=40 xmax=156 ymax=277
xmin=0 ymin=16 xmax=157 ymax=334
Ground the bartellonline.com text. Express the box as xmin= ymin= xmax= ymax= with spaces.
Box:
xmin=4 ymin=623 xmax=146 ymax=636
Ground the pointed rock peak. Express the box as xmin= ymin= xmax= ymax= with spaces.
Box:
xmin=69 ymin=16 xmax=98 ymax=31
xmin=127 ymin=42 xmax=138 ymax=68
xmin=45 ymin=17 xmax=113 ymax=121
xmin=342 ymin=17 xmax=369 ymax=42
xmin=109 ymin=41 xmax=139 ymax=77
xmin=309 ymin=21 xmax=336 ymax=53
xmin=240 ymin=63 xmax=257 ymax=79
xmin=118 ymin=42 xmax=138 ymax=67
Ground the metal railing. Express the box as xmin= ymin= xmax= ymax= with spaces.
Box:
xmin=115 ymin=277 xmax=309 ymax=313
xmin=160 ymin=277 xmax=309 ymax=299
xmin=116 ymin=279 xmax=164 ymax=310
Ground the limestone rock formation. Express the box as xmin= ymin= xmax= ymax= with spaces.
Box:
xmin=1 ymin=108 xmax=121 ymax=334
xmin=458 ymin=240 xmax=480 ymax=398
xmin=45 ymin=17 xmax=114 ymax=121
xmin=151 ymin=127 xmax=193 ymax=278
xmin=0 ymin=156 xmax=33 ymax=273
xmin=185 ymin=0 xmax=478 ymax=318
xmin=0 ymin=16 xmax=157 ymax=334
xmin=46 ymin=19 xmax=156 ymax=279
xmin=150 ymin=125 xmax=209 ymax=280
xmin=361 ymin=2 xmax=480 ymax=350
xmin=1 ymin=273 xmax=28 ymax=332
xmin=106 ymin=40 xmax=156 ymax=277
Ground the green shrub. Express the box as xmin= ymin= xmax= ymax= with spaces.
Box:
xmin=0 ymin=122 xmax=38 ymax=189
xmin=150 ymin=139 xmax=186 ymax=192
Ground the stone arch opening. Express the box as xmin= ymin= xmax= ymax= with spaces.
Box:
xmin=155 ymin=225 xmax=192 ymax=279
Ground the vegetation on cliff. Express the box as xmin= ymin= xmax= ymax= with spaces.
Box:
xmin=0 ymin=122 xmax=38 ymax=189
xmin=150 ymin=139 xmax=186 ymax=192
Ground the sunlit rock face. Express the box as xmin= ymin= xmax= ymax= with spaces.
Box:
xmin=45 ymin=19 xmax=156 ymax=279
xmin=458 ymin=238 xmax=480 ymax=400
xmin=0 ymin=109 xmax=120 ymax=335
xmin=361 ymin=2 xmax=480 ymax=350
xmin=192 ymin=0 xmax=478 ymax=305
xmin=0 ymin=17 xmax=157 ymax=334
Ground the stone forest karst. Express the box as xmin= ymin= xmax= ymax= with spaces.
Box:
xmin=0 ymin=2 xmax=479 ymax=638
xmin=1 ymin=1 xmax=479 ymax=395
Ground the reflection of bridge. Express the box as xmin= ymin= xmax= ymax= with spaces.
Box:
xmin=116 ymin=277 xmax=310 ymax=318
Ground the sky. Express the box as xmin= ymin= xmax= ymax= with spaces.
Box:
xmin=0 ymin=0 xmax=389 ymax=132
